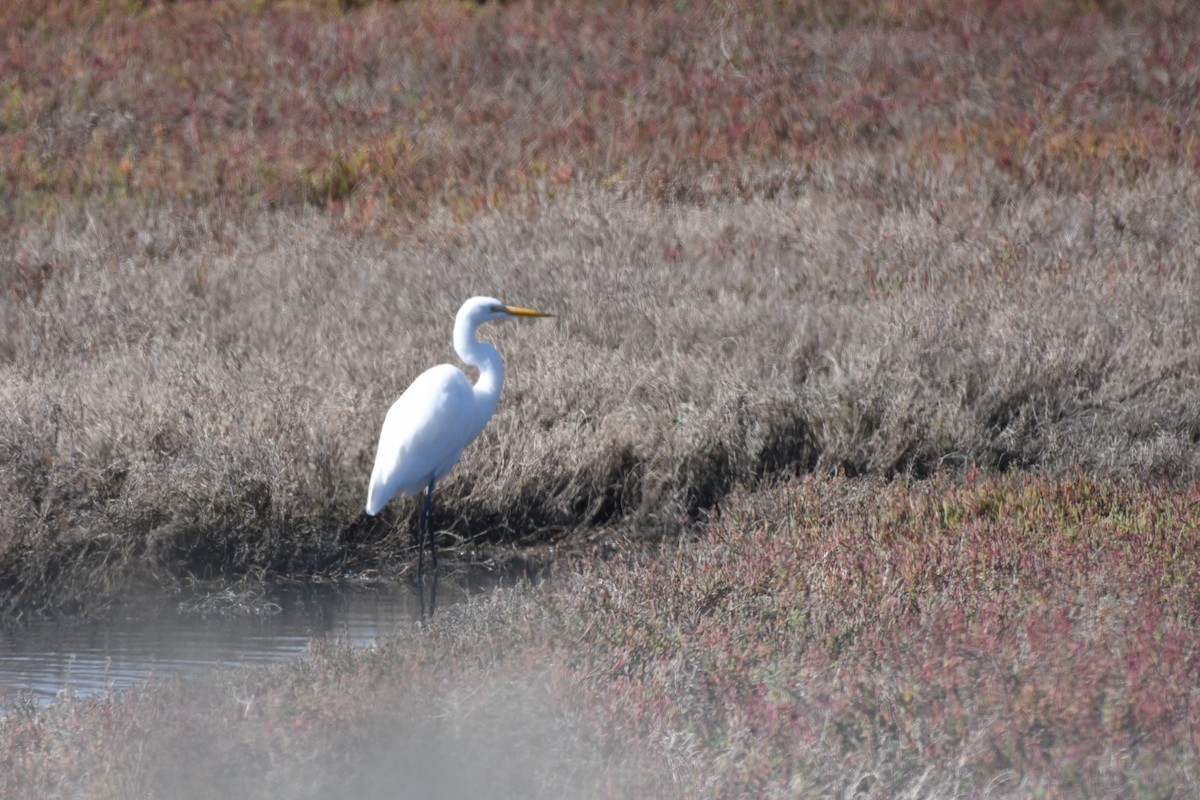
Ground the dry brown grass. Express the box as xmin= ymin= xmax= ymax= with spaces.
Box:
xmin=3 ymin=172 xmax=1198 ymax=614
xmin=2 ymin=0 xmax=1199 ymax=615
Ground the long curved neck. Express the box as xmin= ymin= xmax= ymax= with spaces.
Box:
xmin=455 ymin=314 xmax=504 ymax=420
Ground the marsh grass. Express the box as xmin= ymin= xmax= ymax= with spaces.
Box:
xmin=3 ymin=177 xmax=1198 ymax=614
xmin=1 ymin=474 xmax=1196 ymax=798
xmin=2 ymin=0 xmax=1200 ymax=615
xmin=3 ymin=4 xmax=1200 ymax=791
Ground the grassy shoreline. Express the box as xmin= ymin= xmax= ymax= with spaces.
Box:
xmin=3 ymin=473 xmax=1197 ymax=798
xmin=4 ymin=177 xmax=1199 ymax=617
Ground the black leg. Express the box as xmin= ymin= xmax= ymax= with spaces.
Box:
xmin=426 ymin=480 xmax=440 ymax=618
xmin=414 ymin=496 xmax=426 ymax=623
xmin=429 ymin=540 xmax=439 ymax=620
xmin=419 ymin=480 xmax=437 ymax=622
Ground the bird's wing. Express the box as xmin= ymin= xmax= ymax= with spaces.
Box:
xmin=365 ymin=364 xmax=476 ymax=514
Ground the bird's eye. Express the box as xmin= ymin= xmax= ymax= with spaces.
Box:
xmin=489 ymin=304 xmax=505 ymax=313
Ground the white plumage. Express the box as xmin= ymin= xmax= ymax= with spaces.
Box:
xmin=364 ymin=296 xmax=552 ymax=619
xmin=365 ymin=296 xmax=552 ymax=516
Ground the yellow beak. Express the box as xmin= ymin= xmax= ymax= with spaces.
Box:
xmin=503 ymin=305 xmax=554 ymax=318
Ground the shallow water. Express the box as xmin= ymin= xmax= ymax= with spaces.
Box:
xmin=0 ymin=583 xmax=430 ymax=704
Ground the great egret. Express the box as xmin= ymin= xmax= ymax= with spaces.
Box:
xmin=365 ymin=296 xmax=553 ymax=618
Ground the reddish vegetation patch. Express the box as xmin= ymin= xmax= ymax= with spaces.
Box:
xmin=2 ymin=0 xmax=1197 ymax=231
xmin=547 ymin=472 xmax=1200 ymax=795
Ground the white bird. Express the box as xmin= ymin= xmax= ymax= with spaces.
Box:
xmin=365 ymin=296 xmax=553 ymax=617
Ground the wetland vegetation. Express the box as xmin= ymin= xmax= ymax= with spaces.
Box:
xmin=2 ymin=0 xmax=1199 ymax=796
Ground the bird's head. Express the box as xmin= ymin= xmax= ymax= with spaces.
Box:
xmin=460 ymin=296 xmax=554 ymax=327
